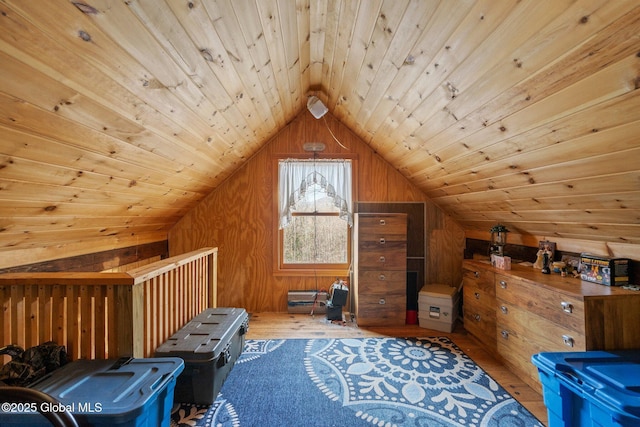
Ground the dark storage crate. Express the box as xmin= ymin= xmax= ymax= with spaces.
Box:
xmin=326 ymin=303 xmax=343 ymax=321
xmin=154 ymin=307 xmax=249 ymax=404
xmin=329 ymin=285 xmax=349 ymax=306
xmin=0 ymin=357 xmax=183 ymax=427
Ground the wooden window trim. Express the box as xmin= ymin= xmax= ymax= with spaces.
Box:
xmin=272 ymin=154 xmax=357 ymax=277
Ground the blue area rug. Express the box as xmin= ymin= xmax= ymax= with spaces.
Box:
xmin=171 ymin=337 xmax=543 ymax=427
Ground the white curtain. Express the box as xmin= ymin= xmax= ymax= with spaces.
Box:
xmin=278 ymin=159 xmax=352 ymax=229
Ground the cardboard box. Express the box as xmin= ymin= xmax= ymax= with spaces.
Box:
xmin=418 ymin=284 xmax=459 ymax=333
xmin=580 ymin=253 xmax=631 ymax=286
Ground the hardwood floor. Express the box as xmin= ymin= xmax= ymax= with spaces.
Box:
xmin=246 ymin=312 xmax=548 ymax=426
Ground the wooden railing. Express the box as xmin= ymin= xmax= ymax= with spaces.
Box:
xmin=0 ymin=247 xmax=217 ymax=360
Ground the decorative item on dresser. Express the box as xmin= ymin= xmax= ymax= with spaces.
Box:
xmin=353 ymin=213 xmax=408 ymax=326
xmin=462 ymin=259 xmax=640 ymax=394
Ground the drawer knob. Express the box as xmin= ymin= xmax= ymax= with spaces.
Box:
xmin=474 ymin=292 xmax=480 ymax=300
xmin=378 ymin=274 xmax=386 ymax=281
xmin=379 ymin=219 xmax=386 ymax=225
xmin=474 ymin=271 xmax=480 ymax=278
xmin=500 ymin=305 xmax=508 ymax=314
xmin=379 ymin=298 xmax=386 ymax=305
xmin=562 ymin=335 xmax=575 ymax=347
xmin=378 ymin=256 xmax=386 ymax=263
xmin=501 ymin=330 xmax=509 ymax=339
xmin=499 ymin=280 xmax=507 ymax=289
xmin=379 ymin=238 xmax=386 ymax=244
xmin=474 ymin=314 xmax=481 ymax=321
xmin=561 ymin=301 xmax=573 ymax=313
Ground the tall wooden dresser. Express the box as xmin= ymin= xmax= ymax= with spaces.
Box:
xmin=354 ymin=213 xmax=407 ymax=326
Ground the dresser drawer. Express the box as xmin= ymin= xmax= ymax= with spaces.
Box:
xmin=357 ymin=278 xmax=405 ymax=294
xmin=463 ymin=267 xmax=495 ymax=298
xmin=358 ymin=246 xmax=407 ymax=269
xmin=495 ymin=273 xmax=585 ymax=335
xmin=496 ymin=300 xmax=586 ymax=352
xmin=463 ymin=277 xmax=495 ymax=310
xmin=463 ymin=295 xmax=497 ymax=349
xmin=358 ymin=232 xmax=408 ymax=245
xmin=358 ymin=270 xmax=407 ymax=283
xmin=496 ymin=326 xmax=546 ymax=393
xmin=496 ymin=302 xmax=586 ymax=394
xmin=357 ymin=215 xmax=407 ymax=239
xmin=357 ymin=292 xmax=406 ymax=326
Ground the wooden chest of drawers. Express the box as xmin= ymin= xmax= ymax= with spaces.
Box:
xmin=354 ymin=213 xmax=407 ymax=326
xmin=463 ymin=260 xmax=640 ymax=393
xmin=462 ymin=267 xmax=497 ymax=351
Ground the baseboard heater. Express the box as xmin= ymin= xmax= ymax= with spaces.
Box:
xmin=287 ymin=290 xmax=328 ymax=314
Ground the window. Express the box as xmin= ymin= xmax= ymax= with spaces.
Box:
xmin=277 ymin=159 xmax=352 ymax=272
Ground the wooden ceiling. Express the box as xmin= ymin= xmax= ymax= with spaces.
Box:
xmin=1 ymin=0 xmax=639 ymax=267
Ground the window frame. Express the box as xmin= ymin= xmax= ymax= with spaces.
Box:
xmin=273 ymin=154 xmax=356 ymax=277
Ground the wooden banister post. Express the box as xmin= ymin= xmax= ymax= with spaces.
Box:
xmin=114 ymin=285 xmax=134 ymax=358
xmin=131 ymin=283 xmax=145 ymax=358
xmin=208 ymin=248 xmax=218 ymax=308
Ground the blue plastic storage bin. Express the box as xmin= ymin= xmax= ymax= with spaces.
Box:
xmin=0 ymin=357 xmax=183 ymax=427
xmin=532 ymin=350 xmax=640 ymax=427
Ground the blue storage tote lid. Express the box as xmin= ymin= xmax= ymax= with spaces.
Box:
xmin=532 ymin=350 xmax=640 ymax=419
xmin=31 ymin=357 xmax=184 ymax=425
xmin=155 ymin=307 xmax=249 ymax=362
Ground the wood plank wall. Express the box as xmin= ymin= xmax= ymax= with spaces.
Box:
xmin=169 ymin=111 xmax=465 ymax=313
xmin=0 ymin=241 xmax=168 ymax=274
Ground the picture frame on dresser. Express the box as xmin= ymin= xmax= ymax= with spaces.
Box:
xmin=538 ymin=240 xmax=555 ymax=261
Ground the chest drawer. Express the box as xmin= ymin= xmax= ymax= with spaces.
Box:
xmin=357 ymin=292 xmax=406 ymax=326
xmin=496 ymin=301 xmax=586 ymax=394
xmin=358 ymin=270 xmax=406 ymax=283
xmin=463 ymin=286 xmax=497 ymax=349
xmin=495 ymin=273 xmax=585 ymax=335
xmin=358 ymin=244 xmax=407 ymax=269
xmin=463 ymin=268 xmax=495 ymax=298
xmin=496 ymin=300 xmax=586 ymax=352
xmin=356 ymin=278 xmax=405 ymax=294
xmin=463 ymin=277 xmax=495 ymax=310
xmin=357 ymin=215 xmax=407 ymax=240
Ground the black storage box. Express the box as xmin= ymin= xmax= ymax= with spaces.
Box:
xmin=326 ymin=303 xmax=343 ymax=321
xmin=329 ymin=283 xmax=349 ymax=306
xmin=154 ymin=307 xmax=249 ymax=404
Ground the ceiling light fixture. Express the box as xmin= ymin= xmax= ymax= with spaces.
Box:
xmin=305 ymin=93 xmax=349 ymax=150
xmin=307 ymin=95 xmax=328 ymax=119
xmin=303 ymin=142 xmax=326 ymax=152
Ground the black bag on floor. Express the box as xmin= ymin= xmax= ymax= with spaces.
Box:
xmin=0 ymin=342 xmax=68 ymax=387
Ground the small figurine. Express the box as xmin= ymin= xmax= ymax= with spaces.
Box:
xmin=541 ymin=251 xmax=551 ymax=274
xmin=534 ymin=243 xmax=552 ymax=270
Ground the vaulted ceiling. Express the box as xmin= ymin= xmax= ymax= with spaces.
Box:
xmin=1 ymin=0 xmax=639 ymax=267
